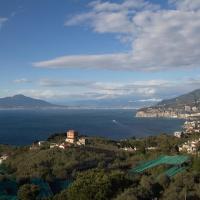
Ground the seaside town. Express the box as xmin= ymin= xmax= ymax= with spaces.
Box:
xmin=135 ymin=103 xmax=200 ymax=155
xmin=173 ymin=119 xmax=200 ymax=155
xmin=136 ymin=105 xmax=200 ymax=119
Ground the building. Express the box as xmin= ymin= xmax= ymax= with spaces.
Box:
xmin=50 ymin=143 xmax=59 ymax=149
xmin=121 ymin=147 xmax=137 ymax=152
xmin=183 ymin=120 xmax=200 ymax=134
xmin=38 ymin=141 xmax=45 ymax=146
xmin=30 ymin=144 xmax=40 ymax=150
xmin=174 ymin=131 xmax=184 ymax=138
xmin=146 ymin=146 xmax=158 ymax=150
xmin=192 ymin=106 xmax=198 ymax=112
xmin=58 ymin=143 xmax=71 ymax=149
xmin=185 ymin=105 xmax=191 ymax=112
xmin=77 ymin=137 xmax=87 ymax=146
xmin=65 ymin=130 xmax=78 ymax=144
xmin=179 ymin=138 xmax=200 ymax=154
xmin=0 ymin=154 xmax=8 ymax=164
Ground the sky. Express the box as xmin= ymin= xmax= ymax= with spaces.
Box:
xmin=1 ymin=0 xmax=200 ymax=106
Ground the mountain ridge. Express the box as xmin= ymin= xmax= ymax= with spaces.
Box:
xmin=0 ymin=94 xmax=60 ymax=109
xmin=156 ymin=89 xmax=200 ymax=108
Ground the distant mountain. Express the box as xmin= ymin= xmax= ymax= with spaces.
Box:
xmin=0 ymin=94 xmax=59 ymax=109
xmin=136 ymin=89 xmax=200 ymax=118
xmin=157 ymin=89 xmax=200 ymax=108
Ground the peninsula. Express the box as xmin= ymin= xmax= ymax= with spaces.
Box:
xmin=136 ymin=89 xmax=200 ymax=119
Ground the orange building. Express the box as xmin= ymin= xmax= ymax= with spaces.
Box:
xmin=66 ymin=130 xmax=78 ymax=144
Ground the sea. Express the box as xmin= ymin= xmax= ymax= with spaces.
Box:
xmin=0 ymin=109 xmax=185 ymax=146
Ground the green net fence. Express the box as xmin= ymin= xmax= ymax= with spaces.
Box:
xmin=130 ymin=155 xmax=189 ymax=177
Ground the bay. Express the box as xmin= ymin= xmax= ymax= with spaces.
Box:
xmin=0 ymin=109 xmax=184 ymax=145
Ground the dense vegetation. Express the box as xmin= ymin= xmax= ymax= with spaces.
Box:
xmin=0 ymin=133 xmax=200 ymax=199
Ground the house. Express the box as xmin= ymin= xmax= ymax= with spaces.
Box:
xmin=0 ymin=154 xmax=8 ymax=164
xmin=183 ymin=120 xmax=200 ymax=134
xmin=77 ymin=137 xmax=87 ymax=146
xmin=65 ymin=130 xmax=78 ymax=144
xmin=192 ymin=106 xmax=198 ymax=112
xmin=30 ymin=144 xmax=40 ymax=150
xmin=121 ymin=147 xmax=137 ymax=152
xmin=50 ymin=143 xmax=59 ymax=149
xmin=179 ymin=138 xmax=200 ymax=154
xmin=38 ymin=141 xmax=45 ymax=146
xmin=185 ymin=106 xmax=191 ymax=112
xmin=58 ymin=143 xmax=71 ymax=149
xmin=146 ymin=146 xmax=158 ymax=150
xmin=174 ymin=131 xmax=184 ymax=138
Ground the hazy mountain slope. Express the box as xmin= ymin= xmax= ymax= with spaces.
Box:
xmin=0 ymin=94 xmax=56 ymax=108
xmin=157 ymin=89 xmax=200 ymax=108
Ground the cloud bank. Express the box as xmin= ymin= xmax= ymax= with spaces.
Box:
xmin=13 ymin=77 xmax=200 ymax=104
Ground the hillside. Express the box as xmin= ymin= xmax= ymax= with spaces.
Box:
xmin=0 ymin=94 xmax=58 ymax=109
xmin=1 ymin=133 xmax=200 ymax=200
xmin=136 ymin=89 xmax=200 ymax=118
xmin=157 ymin=89 xmax=200 ymax=108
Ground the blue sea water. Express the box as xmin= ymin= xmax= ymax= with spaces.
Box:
xmin=0 ymin=109 xmax=185 ymax=145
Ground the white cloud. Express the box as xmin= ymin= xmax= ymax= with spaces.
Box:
xmin=10 ymin=77 xmax=200 ymax=104
xmin=65 ymin=0 xmax=159 ymax=33
xmin=14 ymin=78 xmax=32 ymax=84
xmin=0 ymin=17 xmax=8 ymax=29
xmin=34 ymin=0 xmax=200 ymax=72
xmin=170 ymin=0 xmax=200 ymax=11
xmin=34 ymin=53 xmax=135 ymax=70
xmin=39 ymin=78 xmax=93 ymax=87
xmin=27 ymin=77 xmax=200 ymax=99
xmin=132 ymin=98 xmax=162 ymax=102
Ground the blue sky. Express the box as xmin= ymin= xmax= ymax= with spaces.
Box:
xmin=1 ymin=0 xmax=200 ymax=106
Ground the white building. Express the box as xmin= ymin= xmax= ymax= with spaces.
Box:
xmin=146 ymin=147 xmax=158 ymax=150
xmin=0 ymin=154 xmax=8 ymax=164
xmin=179 ymin=138 xmax=200 ymax=154
xmin=192 ymin=107 xmax=198 ymax=112
xmin=38 ymin=141 xmax=45 ymax=146
xmin=58 ymin=143 xmax=70 ymax=149
xmin=174 ymin=131 xmax=184 ymax=138
xmin=121 ymin=147 xmax=137 ymax=152
xmin=77 ymin=138 xmax=87 ymax=146
xmin=185 ymin=106 xmax=191 ymax=112
xmin=50 ymin=143 xmax=59 ymax=149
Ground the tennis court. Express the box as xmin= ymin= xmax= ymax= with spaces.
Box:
xmin=130 ymin=155 xmax=190 ymax=177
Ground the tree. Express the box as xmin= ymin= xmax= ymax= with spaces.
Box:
xmin=115 ymin=188 xmax=138 ymax=200
xmin=17 ymin=184 xmax=39 ymax=200
xmin=53 ymin=190 xmax=68 ymax=200
xmin=157 ymin=174 xmax=170 ymax=188
xmin=67 ymin=170 xmax=131 ymax=200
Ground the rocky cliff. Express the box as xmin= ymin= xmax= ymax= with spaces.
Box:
xmin=136 ymin=108 xmax=188 ymax=118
